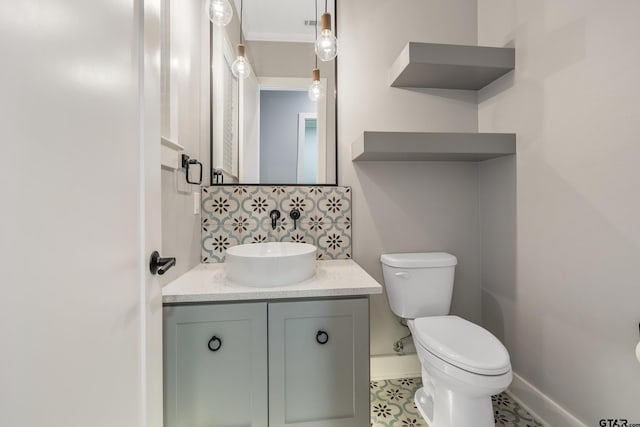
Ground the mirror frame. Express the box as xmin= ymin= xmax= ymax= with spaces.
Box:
xmin=208 ymin=5 xmax=338 ymax=186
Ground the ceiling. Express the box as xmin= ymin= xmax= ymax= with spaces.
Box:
xmin=232 ymin=0 xmax=335 ymax=43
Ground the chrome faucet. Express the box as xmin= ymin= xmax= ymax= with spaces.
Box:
xmin=269 ymin=209 xmax=281 ymax=230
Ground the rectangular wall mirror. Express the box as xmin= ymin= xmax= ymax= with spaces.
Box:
xmin=210 ymin=0 xmax=337 ymax=185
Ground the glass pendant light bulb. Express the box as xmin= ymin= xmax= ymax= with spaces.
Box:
xmin=308 ymin=81 xmax=322 ymax=101
xmin=315 ymin=13 xmax=337 ymax=61
xmin=207 ymin=0 xmax=233 ymax=26
xmin=231 ymin=57 xmax=250 ymax=79
xmin=308 ymin=69 xmax=323 ymax=101
xmin=231 ymin=44 xmax=250 ymax=79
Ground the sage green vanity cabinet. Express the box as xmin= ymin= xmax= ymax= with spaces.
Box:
xmin=163 ymin=297 xmax=369 ymax=427
xmin=268 ymin=299 xmax=370 ymax=427
xmin=163 ymin=303 xmax=268 ymax=427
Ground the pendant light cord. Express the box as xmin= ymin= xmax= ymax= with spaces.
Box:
xmin=324 ymin=0 xmax=327 ymax=13
xmin=314 ymin=0 xmax=318 ymax=68
xmin=239 ymin=0 xmax=243 ymax=44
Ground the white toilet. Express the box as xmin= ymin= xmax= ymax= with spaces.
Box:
xmin=380 ymin=252 xmax=512 ymax=427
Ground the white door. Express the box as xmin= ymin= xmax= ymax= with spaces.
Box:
xmin=0 ymin=1 xmax=163 ymax=427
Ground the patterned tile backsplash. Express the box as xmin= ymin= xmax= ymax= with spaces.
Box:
xmin=201 ymin=186 xmax=352 ymax=262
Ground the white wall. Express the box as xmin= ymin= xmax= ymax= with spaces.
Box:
xmin=160 ymin=0 xmax=209 ymax=282
xmin=337 ymin=0 xmax=481 ymax=356
xmin=478 ymin=0 xmax=640 ymax=423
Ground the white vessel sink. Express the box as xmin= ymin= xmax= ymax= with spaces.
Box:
xmin=225 ymin=242 xmax=317 ymax=287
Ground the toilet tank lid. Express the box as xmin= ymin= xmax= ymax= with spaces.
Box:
xmin=380 ymin=252 xmax=457 ymax=268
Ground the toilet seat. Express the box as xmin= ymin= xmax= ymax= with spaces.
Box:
xmin=411 ymin=315 xmax=510 ymax=376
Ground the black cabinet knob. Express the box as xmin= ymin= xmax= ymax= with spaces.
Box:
xmin=208 ymin=336 xmax=222 ymax=352
xmin=316 ymin=330 xmax=329 ymax=345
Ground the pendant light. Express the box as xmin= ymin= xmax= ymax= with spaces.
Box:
xmin=206 ymin=0 xmax=233 ymax=27
xmin=308 ymin=68 xmax=323 ymax=101
xmin=308 ymin=1 xmax=324 ymax=101
xmin=231 ymin=0 xmax=250 ymax=79
xmin=315 ymin=0 xmax=337 ymax=61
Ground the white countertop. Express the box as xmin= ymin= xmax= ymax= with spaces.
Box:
xmin=162 ymin=259 xmax=383 ymax=304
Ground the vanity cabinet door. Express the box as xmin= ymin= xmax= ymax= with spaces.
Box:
xmin=268 ymin=298 xmax=369 ymax=427
xmin=163 ymin=303 xmax=268 ymax=427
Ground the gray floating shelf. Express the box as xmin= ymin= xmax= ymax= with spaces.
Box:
xmin=390 ymin=42 xmax=515 ymax=90
xmin=352 ymin=132 xmax=516 ymax=162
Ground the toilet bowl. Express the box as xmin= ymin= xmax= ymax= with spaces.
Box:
xmin=409 ymin=316 xmax=512 ymax=427
xmin=380 ymin=252 xmax=512 ymax=427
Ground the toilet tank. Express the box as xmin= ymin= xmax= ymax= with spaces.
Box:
xmin=380 ymin=252 xmax=457 ymax=319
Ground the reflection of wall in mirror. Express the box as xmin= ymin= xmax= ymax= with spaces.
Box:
xmin=221 ymin=56 xmax=238 ymax=177
xmin=239 ymin=62 xmax=260 ymax=183
xmin=211 ymin=26 xmax=239 ymax=182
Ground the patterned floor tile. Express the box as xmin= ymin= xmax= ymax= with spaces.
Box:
xmin=370 ymin=378 xmax=543 ymax=427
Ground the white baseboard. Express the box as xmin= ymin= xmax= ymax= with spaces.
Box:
xmin=370 ymin=354 xmax=421 ymax=381
xmin=509 ymin=373 xmax=586 ymax=427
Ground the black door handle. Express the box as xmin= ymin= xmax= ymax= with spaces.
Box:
xmin=149 ymin=251 xmax=176 ymax=275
